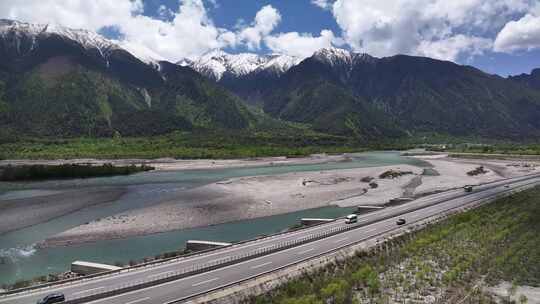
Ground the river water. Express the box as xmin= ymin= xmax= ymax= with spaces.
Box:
xmin=0 ymin=152 xmax=429 ymax=285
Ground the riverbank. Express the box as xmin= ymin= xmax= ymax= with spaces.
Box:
xmin=0 ymin=187 xmax=126 ymax=235
xmin=0 ymin=153 xmax=353 ymax=172
xmin=0 ymin=164 xmax=153 ymax=181
xmin=40 ymin=155 xmax=529 ymax=247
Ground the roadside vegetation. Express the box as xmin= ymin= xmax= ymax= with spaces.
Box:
xmin=0 ymin=163 xmax=153 ymax=181
xmin=447 ymin=143 xmax=540 ymax=156
xmin=247 ymin=186 xmax=540 ymax=304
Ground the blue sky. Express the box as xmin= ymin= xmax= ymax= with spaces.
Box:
xmin=1 ymin=0 xmax=540 ymax=76
xmin=142 ymin=0 xmax=341 ymax=34
xmin=154 ymin=0 xmax=540 ymax=76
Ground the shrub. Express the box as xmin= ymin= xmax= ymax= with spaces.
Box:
xmin=360 ymin=176 xmax=374 ymax=183
xmin=379 ymin=170 xmax=413 ymax=179
xmin=466 ymin=166 xmax=488 ymax=176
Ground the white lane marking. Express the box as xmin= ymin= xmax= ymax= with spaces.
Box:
xmin=72 ymin=286 xmax=104 ymax=296
xmin=208 ymin=256 xmax=230 ymax=263
xmin=250 ymin=261 xmax=272 ymax=269
xmin=84 ymin=285 xmax=148 ymax=304
xmin=364 ymin=228 xmax=377 ymax=233
xmin=125 ymin=297 xmax=150 ymax=304
xmin=148 ymin=271 xmax=175 ymax=279
xmin=297 ymin=248 xmax=314 ymax=255
xmin=333 ymin=237 xmax=349 ymax=243
xmin=192 ymin=277 xmax=219 ymax=287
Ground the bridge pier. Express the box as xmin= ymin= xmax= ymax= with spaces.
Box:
xmin=71 ymin=261 xmax=122 ymax=275
xmin=186 ymin=240 xmax=232 ymax=252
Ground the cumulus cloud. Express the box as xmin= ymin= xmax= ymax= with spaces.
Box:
xmin=1 ymin=0 xmax=539 ymax=63
xmin=0 ymin=0 xmax=143 ymax=30
xmin=118 ymin=0 xmax=233 ymax=60
xmin=0 ymin=1 xmax=298 ymax=60
xmin=494 ymin=12 xmax=540 ymax=52
xmin=417 ymin=35 xmax=493 ymax=62
xmin=0 ymin=0 xmax=237 ymax=61
xmin=265 ymin=30 xmax=340 ymax=58
xmin=331 ymin=0 xmax=535 ymax=61
xmin=157 ymin=4 xmax=174 ymax=21
xmin=238 ymin=5 xmax=281 ymax=50
xmin=311 ymin=0 xmax=333 ymax=10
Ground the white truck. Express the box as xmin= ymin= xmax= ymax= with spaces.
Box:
xmin=345 ymin=214 xmax=358 ymax=224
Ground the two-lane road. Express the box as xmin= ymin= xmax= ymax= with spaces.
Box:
xmin=2 ymin=173 xmax=539 ymax=304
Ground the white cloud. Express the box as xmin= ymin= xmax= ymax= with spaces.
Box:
xmin=118 ymin=0 xmax=234 ymax=60
xmin=265 ymin=30 xmax=339 ymax=58
xmin=0 ymin=0 xmax=237 ymax=61
xmin=311 ymin=0 xmax=333 ymax=10
xmin=330 ymin=0 xmax=535 ymax=61
xmin=494 ymin=12 xmax=540 ymax=52
xmin=0 ymin=0 xmax=143 ymax=31
xmin=157 ymin=4 xmax=174 ymax=20
xmin=417 ymin=35 xmax=493 ymax=62
xmin=1 ymin=0 xmax=538 ymax=63
xmin=238 ymin=5 xmax=281 ymax=50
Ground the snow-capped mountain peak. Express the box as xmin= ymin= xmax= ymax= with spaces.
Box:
xmin=260 ymin=54 xmax=302 ymax=74
xmin=0 ymin=19 xmax=160 ymax=66
xmin=180 ymin=50 xmax=301 ymax=81
xmin=0 ymin=19 xmax=116 ymax=55
xmin=312 ymin=47 xmax=375 ymax=66
xmin=312 ymin=47 xmax=355 ymax=65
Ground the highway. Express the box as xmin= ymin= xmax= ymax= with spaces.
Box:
xmin=2 ymin=173 xmax=539 ymax=304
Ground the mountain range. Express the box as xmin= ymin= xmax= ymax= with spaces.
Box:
xmin=2 ymin=19 xmax=540 ymax=142
xmin=183 ymin=47 xmax=540 ymax=139
xmin=0 ymin=19 xmax=256 ymax=139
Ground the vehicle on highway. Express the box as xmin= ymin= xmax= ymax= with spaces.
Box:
xmin=396 ymin=218 xmax=406 ymax=225
xmin=464 ymin=185 xmax=473 ymax=192
xmin=345 ymin=214 xmax=358 ymax=224
xmin=37 ymin=293 xmax=65 ymax=304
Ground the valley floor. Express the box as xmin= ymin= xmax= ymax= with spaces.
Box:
xmin=36 ymin=154 xmax=538 ymax=247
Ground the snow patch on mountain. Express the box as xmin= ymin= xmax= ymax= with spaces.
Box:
xmin=259 ymin=54 xmax=302 ymax=74
xmin=181 ymin=48 xmax=380 ymax=80
xmin=117 ymin=40 xmax=164 ymax=67
xmin=180 ymin=50 xmax=301 ymax=80
xmin=0 ymin=19 xmax=160 ymax=66
xmin=312 ymin=47 xmax=375 ymax=66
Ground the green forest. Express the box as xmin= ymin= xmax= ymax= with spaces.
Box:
xmin=0 ymin=130 xmax=365 ymax=159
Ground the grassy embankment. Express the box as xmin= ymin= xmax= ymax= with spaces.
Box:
xmin=0 ymin=163 xmax=154 ymax=181
xmin=248 ymin=186 xmax=540 ymax=304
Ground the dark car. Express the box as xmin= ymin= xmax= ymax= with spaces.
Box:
xmin=396 ymin=218 xmax=406 ymax=225
xmin=37 ymin=293 xmax=65 ymax=304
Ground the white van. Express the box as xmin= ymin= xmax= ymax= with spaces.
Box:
xmin=345 ymin=214 xmax=358 ymax=224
